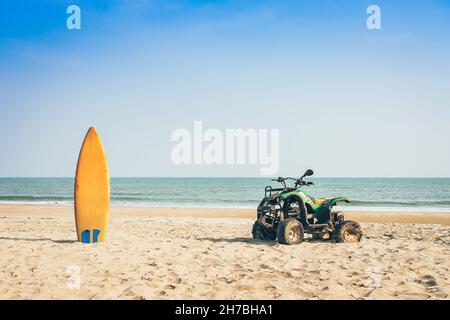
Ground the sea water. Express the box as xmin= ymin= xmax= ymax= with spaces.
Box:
xmin=0 ymin=177 xmax=449 ymax=212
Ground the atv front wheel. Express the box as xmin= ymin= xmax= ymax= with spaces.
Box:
xmin=334 ymin=221 xmax=363 ymax=243
xmin=277 ymin=218 xmax=304 ymax=245
xmin=252 ymin=221 xmax=277 ymax=241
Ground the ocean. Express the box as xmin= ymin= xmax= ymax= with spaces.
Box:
xmin=0 ymin=177 xmax=449 ymax=212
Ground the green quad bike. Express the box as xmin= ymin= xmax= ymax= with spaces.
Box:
xmin=252 ymin=169 xmax=363 ymax=245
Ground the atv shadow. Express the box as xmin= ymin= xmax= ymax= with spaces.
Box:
xmin=198 ymin=237 xmax=336 ymax=245
xmin=197 ymin=237 xmax=278 ymax=246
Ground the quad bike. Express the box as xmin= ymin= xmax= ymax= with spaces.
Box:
xmin=252 ymin=169 xmax=363 ymax=245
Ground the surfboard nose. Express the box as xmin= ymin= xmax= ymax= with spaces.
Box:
xmin=87 ymin=126 xmax=98 ymax=135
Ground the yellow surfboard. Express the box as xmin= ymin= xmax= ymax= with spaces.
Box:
xmin=74 ymin=127 xmax=110 ymax=243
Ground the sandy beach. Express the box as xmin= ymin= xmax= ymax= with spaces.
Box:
xmin=0 ymin=204 xmax=449 ymax=299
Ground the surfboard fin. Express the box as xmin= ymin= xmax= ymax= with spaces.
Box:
xmin=81 ymin=229 xmax=91 ymax=243
xmin=80 ymin=229 xmax=102 ymax=243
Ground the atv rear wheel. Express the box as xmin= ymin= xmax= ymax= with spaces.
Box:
xmin=334 ymin=221 xmax=363 ymax=243
xmin=252 ymin=221 xmax=277 ymax=241
xmin=277 ymin=218 xmax=304 ymax=245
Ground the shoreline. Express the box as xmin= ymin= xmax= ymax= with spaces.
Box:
xmin=2 ymin=201 xmax=450 ymax=213
xmin=0 ymin=203 xmax=449 ymax=225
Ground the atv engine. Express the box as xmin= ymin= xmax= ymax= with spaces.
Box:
xmin=256 ymin=197 xmax=282 ymax=228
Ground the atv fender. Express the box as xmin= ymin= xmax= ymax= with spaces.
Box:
xmin=281 ymin=194 xmax=308 ymax=225
xmin=322 ymin=197 xmax=351 ymax=209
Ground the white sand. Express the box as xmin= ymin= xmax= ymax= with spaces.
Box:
xmin=0 ymin=205 xmax=449 ymax=300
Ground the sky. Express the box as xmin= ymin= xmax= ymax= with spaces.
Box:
xmin=0 ymin=0 xmax=449 ymax=177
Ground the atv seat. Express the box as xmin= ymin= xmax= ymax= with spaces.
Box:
xmin=314 ymin=197 xmax=332 ymax=206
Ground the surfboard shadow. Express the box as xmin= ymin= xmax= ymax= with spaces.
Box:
xmin=0 ymin=237 xmax=77 ymax=243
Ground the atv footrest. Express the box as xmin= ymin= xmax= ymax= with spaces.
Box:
xmin=307 ymin=224 xmax=330 ymax=229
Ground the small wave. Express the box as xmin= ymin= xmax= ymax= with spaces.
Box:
xmin=348 ymin=199 xmax=450 ymax=207
xmin=1 ymin=194 xmax=450 ymax=212
xmin=0 ymin=195 xmax=72 ymax=201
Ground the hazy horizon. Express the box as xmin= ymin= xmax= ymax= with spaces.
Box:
xmin=1 ymin=176 xmax=450 ymax=179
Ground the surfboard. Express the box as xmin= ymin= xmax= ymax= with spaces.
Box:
xmin=74 ymin=127 xmax=110 ymax=243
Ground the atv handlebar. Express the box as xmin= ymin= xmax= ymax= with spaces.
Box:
xmin=271 ymin=176 xmax=314 ymax=188
xmin=271 ymin=177 xmax=296 ymax=182
xmin=295 ymin=180 xmax=314 ymax=187
xmin=271 ymin=177 xmax=289 ymax=188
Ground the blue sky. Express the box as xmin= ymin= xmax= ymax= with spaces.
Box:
xmin=0 ymin=0 xmax=449 ymax=177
